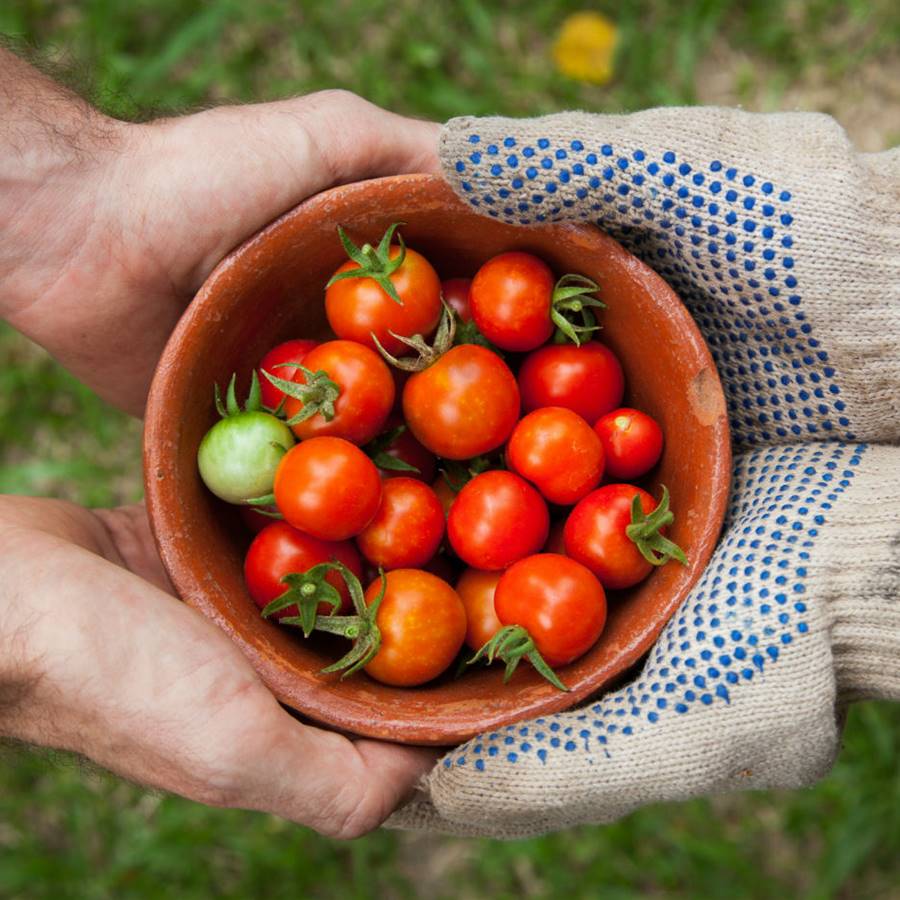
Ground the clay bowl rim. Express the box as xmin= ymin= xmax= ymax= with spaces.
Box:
xmin=144 ymin=173 xmax=731 ymax=746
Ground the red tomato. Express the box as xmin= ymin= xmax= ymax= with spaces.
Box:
xmin=257 ymin=339 xmax=317 ymax=410
xmin=363 ymin=569 xmax=466 ymax=686
xmin=518 ymin=341 xmax=625 ymax=423
xmin=442 ymin=278 xmax=473 ymax=322
xmin=356 ymin=477 xmax=445 ymax=570
xmin=447 ymin=470 xmax=549 ymax=570
xmin=494 ymin=554 xmax=606 ymax=667
xmin=506 ymin=407 xmax=605 ymax=505
xmin=564 ymin=484 xmax=657 ymax=589
xmin=403 ymin=345 xmax=520 ymax=460
xmin=244 ymin=521 xmax=362 ymax=618
xmin=594 ymin=408 xmax=664 ymax=480
xmin=470 ymin=252 xmax=555 ymax=351
xmin=456 ymin=568 xmax=503 ymax=652
xmin=283 ymin=340 xmax=394 ymax=446
xmin=372 ymin=413 xmax=437 ymax=482
xmin=274 ymin=437 xmax=382 ymax=541
xmin=326 ymin=245 xmax=441 ymax=356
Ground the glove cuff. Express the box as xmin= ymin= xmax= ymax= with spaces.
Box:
xmin=821 ymin=445 xmax=900 ymax=703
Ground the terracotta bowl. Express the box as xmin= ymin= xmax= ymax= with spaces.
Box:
xmin=144 ymin=174 xmax=730 ymax=746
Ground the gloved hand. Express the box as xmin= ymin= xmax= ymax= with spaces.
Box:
xmin=389 ymin=108 xmax=900 ymax=838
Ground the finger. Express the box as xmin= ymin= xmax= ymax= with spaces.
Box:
xmin=140 ymin=91 xmax=440 ymax=293
xmin=288 ymin=89 xmax=441 ymax=184
xmin=232 ymin=710 xmax=439 ymax=839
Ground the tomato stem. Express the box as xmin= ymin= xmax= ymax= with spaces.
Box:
xmin=326 ymin=223 xmax=407 ymax=305
xmin=625 ymin=485 xmax=689 ymax=567
xmin=468 ymin=625 xmax=569 ymax=691
xmin=261 ymin=365 xmax=341 ymax=425
xmin=371 ymin=302 xmax=456 ymax=372
xmin=260 ymin=562 xmax=344 ymax=637
xmin=550 ymin=273 xmax=605 ymax=346
xmin=214 ymin=370 xmax=264 ymax=419
xmin=310 ymin=563 xmax=387 ymax=679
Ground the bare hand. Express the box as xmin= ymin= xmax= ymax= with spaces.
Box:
xmin=1 ymin=54 xmax=439 ymax=414
xmin=0 ymin=497 xmax=437 ymax=838
xmin=1 ymin=50 xmax=441 ymax=836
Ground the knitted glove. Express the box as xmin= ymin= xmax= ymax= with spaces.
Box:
xmin=388 ymin=108 xmax=900 ymax=839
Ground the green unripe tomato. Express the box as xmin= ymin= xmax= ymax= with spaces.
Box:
xmin=197 ymin=411 xmax=295 ymax=504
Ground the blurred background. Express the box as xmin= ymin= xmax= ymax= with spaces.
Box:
xmin=1 ymin=1 xmax=898 ymax=897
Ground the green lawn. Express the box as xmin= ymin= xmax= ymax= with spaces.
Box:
xmin=1 ymin=1 xmax=899 ymax=897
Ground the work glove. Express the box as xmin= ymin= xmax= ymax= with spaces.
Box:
xmin=389 ymin=107 xmax=900 ymax=838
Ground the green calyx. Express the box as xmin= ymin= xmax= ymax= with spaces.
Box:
xmin=313 ymin=563 xmax=386 ymax=679
xmin=550 ymin=273 xmax=605 ymax=346
xmin=371 ymin=301 xmax=456 ymax=372
xmin=326 ymin=222 xmax=407 ymax=305
xmin=364 ymin=424 xmax=420 ymax=474
xmin=261 ymin=364 xmax=341 ymax=426
xmin=625 ymin=485 xmax=689 ymax=567
xmin=260 ymin=562 xmax=343 ymax=637
xmin=214 ymin=370 xmax=264 ymax=418
xmin=261 ymin=560 xmax=385 ymax=679
xmin=467 ymin=625 xmax=569 ymax=692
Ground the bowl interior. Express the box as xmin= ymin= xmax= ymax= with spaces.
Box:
xmin=144 ymin=174 xmax=730 ymax=745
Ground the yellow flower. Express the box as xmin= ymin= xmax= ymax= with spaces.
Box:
xmin=553 ymin=11 xmax=618 ymax=84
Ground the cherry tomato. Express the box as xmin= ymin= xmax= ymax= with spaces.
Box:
xmin=244 ymin=521 xmax=362 ymax=618
xmin=442 ymin=278 xmax=473 ymax=322
xmin=564 ymin=484 xmax=657 ymax=589
xmin=326 ymin=244 xmax=441 ymax=356
xmin=594 ymin=408 xmax=664 ymax=480
xmin=197 ymin=410 xmax=294 ymax=505
xmin=470 ymin=252 xmax=555 ymax=351
xmin=356 ymin=477 xmax=445 ymax=570
xmin=363 ymin=569 xmax=466 ymax=687
xmin=447 ymin=470 xmax=549 ymax=570
xmin=257 ymin=339 xmax=317 ymax=410
xmin=403 ymin=345 xmax=520 ymax=460
xmin=274 ymin=437 xmax=382 ymax=541
xmin=494 ymin=554 xmax=606 ymax=667
xmin=506 ymin=406 xmax=605 ymax=505
xmin=283 ymin=340 xmax=394 ymax=446
xmin=371 ymin=413 xmax=437 ymax=482
xmin=518 ymin=341 xmax=625 ymax=423
xmin=456 ymin=568 xmax=503 ymax=652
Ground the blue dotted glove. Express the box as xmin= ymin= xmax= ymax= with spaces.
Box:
xmin=389 ymin=108 xmax=900 ymax=838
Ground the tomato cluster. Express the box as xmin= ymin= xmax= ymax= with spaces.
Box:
xmin=196 ymin=224 xmax=686 ymax=690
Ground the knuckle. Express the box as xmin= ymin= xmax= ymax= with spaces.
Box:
xmin=301 ymin=88 xmax=367 ymax=115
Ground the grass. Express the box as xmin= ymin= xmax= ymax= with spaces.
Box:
xmin=1 ymin=1 xmax=899 ymax=897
